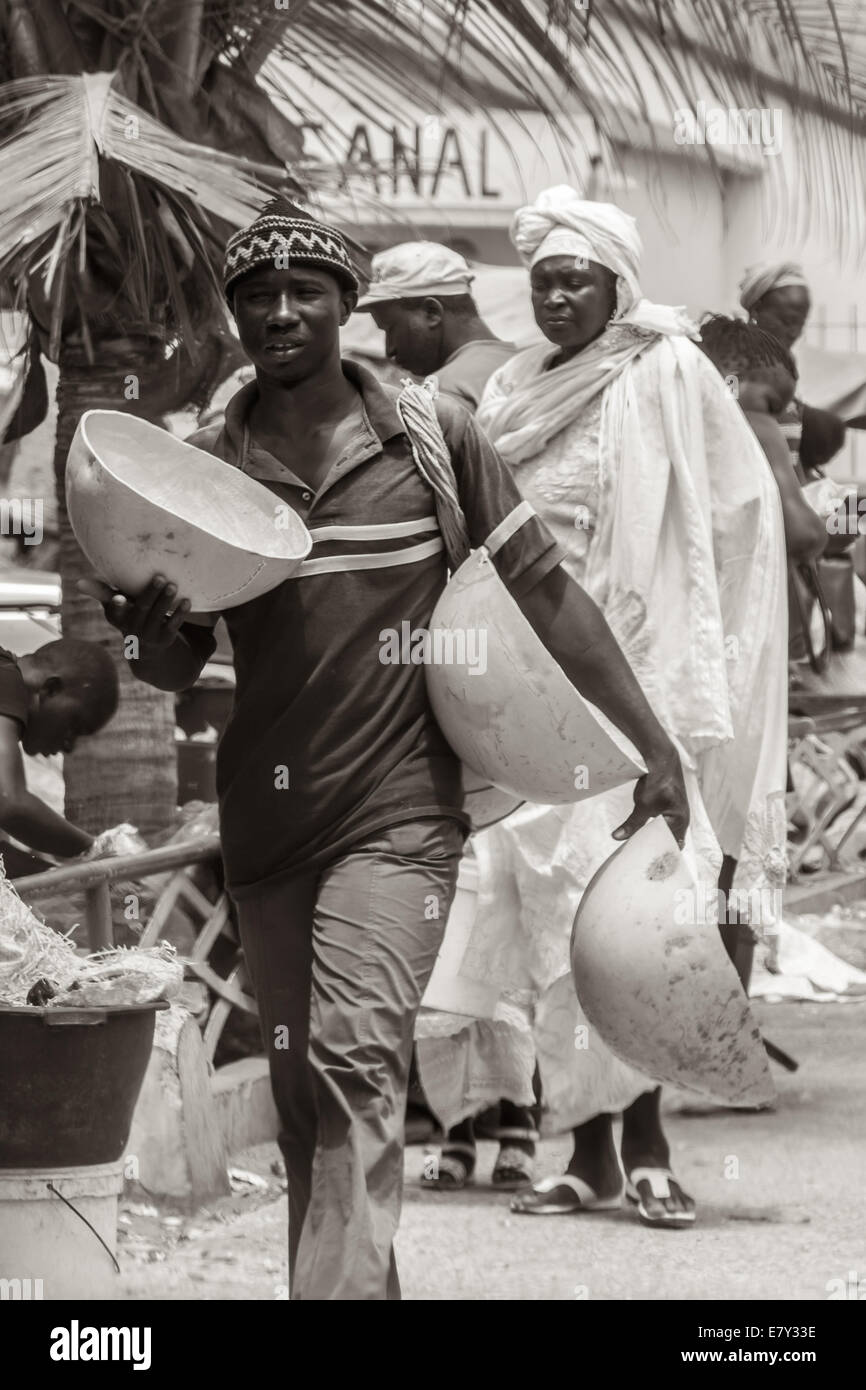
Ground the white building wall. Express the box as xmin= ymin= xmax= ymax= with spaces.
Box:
xmin=276 ymin=57 xmax=866 ymax=470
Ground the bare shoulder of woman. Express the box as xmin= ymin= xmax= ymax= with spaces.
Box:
xmin=743 ymin=406 xmax=788 ymax=460
xmin=743 ymin=408 xmax=827 ymax=560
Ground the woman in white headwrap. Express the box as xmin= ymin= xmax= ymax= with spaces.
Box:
xmin=416 ymin=187 xmax=789 ymax=1226
xmin=739 ymin=261 xmax=810 ymax=347
xmin=738 ymin=261 xmax=857 ymax=656
xmin=739 ymin=261 xmax=812 ymax=471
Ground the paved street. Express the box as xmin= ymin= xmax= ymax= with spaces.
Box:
xmin=118 ymin=1000 xmax=866 ymax=1301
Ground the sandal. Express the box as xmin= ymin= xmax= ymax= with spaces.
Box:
xmin=492 ymin=1144 xmax=535 ymax=1190
xmin=420 ymin=1143 xmax=476 ymax=1191
xmin=511 ymin=1173 xmax=624 ymax=1216
xmin=486 ymin=1126 xmax=539 ymax=1145
xmin=626 ymin=1167 xmax=696 ymax=1229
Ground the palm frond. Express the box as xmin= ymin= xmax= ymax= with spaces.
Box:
xmin=0 ymin=71 xmax=288 ymax=352
xmin=0 ymin=77 xmax=98 ymax=268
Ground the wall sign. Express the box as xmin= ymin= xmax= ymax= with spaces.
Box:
xmin=305 ymin=120 xmax=504 ymax=203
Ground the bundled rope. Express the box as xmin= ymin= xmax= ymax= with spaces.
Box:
xmin=397 ymin=378 xmax=471 ymax=572
xmin=0 ymin=859 xmax=183 ymax=1008
xmin=52 ymin=942 xmax=182 ymax=1008
xmin=0 ymin=863 xmax=80 ymax=1005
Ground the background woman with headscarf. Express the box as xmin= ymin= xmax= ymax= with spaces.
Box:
xmin=740 ymin=263 xmax=849 ymax=500
xmin=418 ymin=186 xmax=789 ymax=1228
xmin=740 ymin=261 xmax=824 ymax=479
xmin=740 ymin=262 xmax=859 ymax=659
xmin=739 ymin=262 xmax=811 ymax=348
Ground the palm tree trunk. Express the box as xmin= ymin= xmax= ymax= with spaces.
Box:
xmin=53 ymin=349 xmax=178 ymax=838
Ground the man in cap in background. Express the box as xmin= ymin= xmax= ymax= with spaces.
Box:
xmin=82 ymin=197 xmax=689 ymax=1300
xmin=356 ymin=241 xmax=517 ymax=408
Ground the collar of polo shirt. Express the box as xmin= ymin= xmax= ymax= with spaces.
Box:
xmin=223 ymin=362 xmax=408 ymax=469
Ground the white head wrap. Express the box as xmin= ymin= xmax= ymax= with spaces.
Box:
xmin=510 ymin=185 xmax=643 ymax=318
xmin=528 ymin=227 xmax=595 ymax=269
xmin=739 ymin=261 xmax=809 ymax=312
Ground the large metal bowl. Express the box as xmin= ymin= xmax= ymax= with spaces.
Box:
xmin=66 ymin=411 xmax=311 ymax=611
xmin=571 ymin=817 xmax=775 ymax=1107
xmin=426 ymin=548 xmax=644 ymax=804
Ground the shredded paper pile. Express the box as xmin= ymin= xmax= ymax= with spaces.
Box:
xmin=0 ymin=865 xmax=183 ymax=1008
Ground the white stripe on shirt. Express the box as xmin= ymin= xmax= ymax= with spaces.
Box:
xmin=291 ymin=536 xmax=445 ymax=577
xmin=308 ymin=515 xmax=438 ymax=542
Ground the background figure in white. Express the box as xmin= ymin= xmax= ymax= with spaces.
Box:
xmin=418 ymin=186 xmax=788 ymax=1227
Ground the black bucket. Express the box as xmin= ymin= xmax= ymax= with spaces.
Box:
xmin=0 ymin=1002 xmax=166 ymax=1168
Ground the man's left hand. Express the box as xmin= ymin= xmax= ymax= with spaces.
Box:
xmin=612 ymin=742 xmax=690 ymax=848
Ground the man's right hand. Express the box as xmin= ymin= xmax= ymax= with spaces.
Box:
xmin=78 ymin=574 xmax=192 ymax=658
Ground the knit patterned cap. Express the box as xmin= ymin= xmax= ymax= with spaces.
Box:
xmin=224 ymin=198 xmax=359 ymax=299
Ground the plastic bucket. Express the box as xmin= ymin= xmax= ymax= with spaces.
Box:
xmin=0 ymin=1162 xmax=123 ymax=1301
xmin=0 ymin=1003 xmax=166 ymax=1168
xmin=421 ymin=856 xmax=501 ymax=1018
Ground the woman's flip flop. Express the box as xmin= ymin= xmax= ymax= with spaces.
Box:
xmin=626 ymin=1168 xmax=696 ymax=1228
xmin=510 ymin=1173 xmax=624 ymax=1216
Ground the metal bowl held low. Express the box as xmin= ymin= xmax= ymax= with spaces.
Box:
xmin=0 ymin=1002 xmax=167 ymax=1169
xmin=571 ymin=818 xmax=775 ymax=1107
xmin=66 ymin=410 xmax=312 ymax=611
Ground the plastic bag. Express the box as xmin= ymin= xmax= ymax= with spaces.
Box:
xmin=51 ymin=942 xmax=183 ymax=1008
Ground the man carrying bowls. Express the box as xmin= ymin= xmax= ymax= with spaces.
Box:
xmin=81 ymin=199 xmax=689 ymax=1301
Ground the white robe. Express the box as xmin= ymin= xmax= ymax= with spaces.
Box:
xmin=416 ymin=331 xmax=788 ymax=1132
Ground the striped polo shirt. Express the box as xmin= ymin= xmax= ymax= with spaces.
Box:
xmin=185 ymin=361 xmax=564 ymax=896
